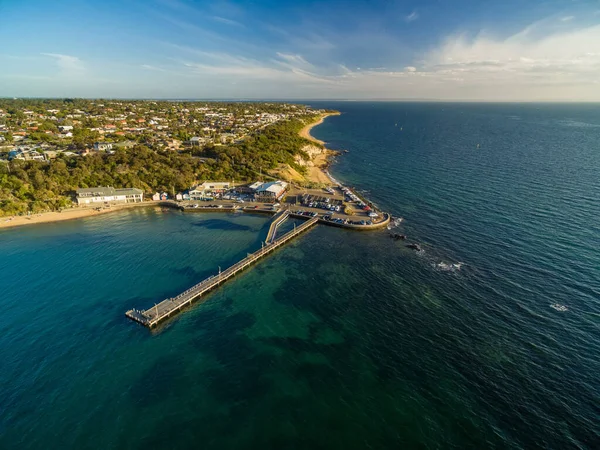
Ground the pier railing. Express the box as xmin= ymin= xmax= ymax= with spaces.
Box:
xmin=265 ymin=209 xmax=289 ymax=243
xmin=126 ymin=215 xmax=318 ymax=328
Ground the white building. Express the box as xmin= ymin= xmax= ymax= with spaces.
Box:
xmin=251 ymin=180 xmax=288 ymax=202
xmin=76 ymin=187 xmax=144 ymax=205
xmin=94 ymin=142 xmax=113 ymax=151
xmin=8 ymin=148 xmax=45 ymax=161
xmin=186 ymin=136 xmax=207 ymax=147
xmin=189 ymin=181 xmax=231 ymax=200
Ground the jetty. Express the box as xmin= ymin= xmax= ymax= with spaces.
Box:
xmin=265 ymin=209 xmax=290 ymax=243
xmin=126 ymin=215 xmax=318 ymax=328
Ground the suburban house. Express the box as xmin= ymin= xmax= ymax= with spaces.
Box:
xmin=189 ymin=181 xmax=231 ymax=200
xmin=251 ymin=180 xmax=288 ymax=202
xmin=93 ymin=142 xmax=113 ymax=151
xmin=75 ymin=187 xmax=144 ymax=205
xmin=8 ymin=148 xmax=45 ymax=161
xmin=185 ymin=136 xmax=207 ymax=147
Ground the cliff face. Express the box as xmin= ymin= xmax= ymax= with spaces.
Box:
xmin=294 ymin=144 xmax=325 ymax=167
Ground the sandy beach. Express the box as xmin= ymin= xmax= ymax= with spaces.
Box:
xmin=299 ymin=113 xmax=340 ymax=185
xmin=0 ymin=202 xmax=153 ymax=230
xmin=298 ymin=112 xmax=339 ymax=146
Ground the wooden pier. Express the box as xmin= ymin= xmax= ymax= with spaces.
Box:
xmin=126 ymin=216 xmax=318 ymax=328
xmin=265 ymin=209 xmax=290 ymax=243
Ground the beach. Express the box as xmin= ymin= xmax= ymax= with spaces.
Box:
xmin=299 ymin=112 xmax=339 ymax=146
xmin=0 ymin=202 xmax=152 ymax=230
xmin=0 ymin=113 xmax=340 ymax=230
xmin=299 ymin=113 xmax=340 ymax=185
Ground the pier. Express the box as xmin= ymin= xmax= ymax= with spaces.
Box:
xmin=126 ymin=215 xmax=318 ymax=328
xmin=265 ymin=209 xmax=290 ymax=243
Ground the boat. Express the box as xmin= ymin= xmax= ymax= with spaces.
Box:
xmin=343 ymin=149 xmax=349 ymax=153
xmin=550 ymin=303 xmax=568 ymax=312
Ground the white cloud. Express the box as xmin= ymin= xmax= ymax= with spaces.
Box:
xmin=41 ymin=53 xmax=84 ymax=74
xmin=211 ymin=15 xmax=243 ymax=27
xmin=167 ymin=20 xmax=600 ymax=100
xmin=561 ymin=16 xmax=575 ymax=22
xmin=141 ymin=64 xmax=166 ymax=72
xmin=405 ymin=11 xmax=419 ymax=23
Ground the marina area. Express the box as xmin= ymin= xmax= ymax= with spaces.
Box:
xmin=127 ymin=178 xmax=390 ymax=327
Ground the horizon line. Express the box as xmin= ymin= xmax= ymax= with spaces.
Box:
xmin=2 ymin=97 xmax=600 ymax=104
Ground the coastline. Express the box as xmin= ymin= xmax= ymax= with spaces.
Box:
xmin=299 ymin=112 xmax=340 ymax=185
xmin=1 ymin=112 xmax=341 ymax=230
xmin=0 ymin=202 xmax=154 ymax=230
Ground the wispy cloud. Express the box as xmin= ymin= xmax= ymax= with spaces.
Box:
xmin=405 ymin=10 xmax=419 ymax=23
xmin=211 ymin=15 xmax=243 ymax=27
xmin=561 ymin=16 xmax=575 ymax=22
xmin=141 ymin=64 xmax=166 ymax=72
xmin=41 ymin=53 xmax=85 ymax=74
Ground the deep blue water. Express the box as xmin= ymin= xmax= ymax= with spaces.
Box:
xmin=1 ymin=103 xmax=599 ymax=449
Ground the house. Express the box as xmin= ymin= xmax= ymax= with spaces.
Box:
xmin=189 ymin=181 xmax=231 ymax=200
xmin=43 ymin=150 xmax=59 ymax=160
xmin=76 ymin=187 xmax=144 ymax=205
xmin=252 ymin=180 xmax=288 ymax=202
xmin=93 ymin=142 xmax=113 ymax=151
xmin=8 ymin=148 xmax=45 ymax=161
xmin=185 ymin=136 xmax=207 ymax=147
xmin=175 ymin=193 xmax=183 ymax=201
xmin=58 ymin=125 xmax=73 ymax=133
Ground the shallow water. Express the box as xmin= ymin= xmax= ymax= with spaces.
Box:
xmin=1 ymin=103 xmax=599 ymax=449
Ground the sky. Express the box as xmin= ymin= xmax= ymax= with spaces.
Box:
xmin=1 ymin=0 xmax=600 ymax=101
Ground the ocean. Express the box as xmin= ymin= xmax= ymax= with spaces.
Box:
xmin=1 ymin=103 xmax=599 ymax=449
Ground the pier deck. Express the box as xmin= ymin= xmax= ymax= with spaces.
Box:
xmin=265 ymin=209 xmax=290 ymax=243
xmin=126 ymin=216 xmax=318 ymax=328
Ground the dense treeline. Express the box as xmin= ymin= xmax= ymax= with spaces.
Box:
xmin=0 ymin=116 xmax=321 ymax=216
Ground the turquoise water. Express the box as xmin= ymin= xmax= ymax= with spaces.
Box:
xmin=1 ymin=103 xmax=599 ymax=449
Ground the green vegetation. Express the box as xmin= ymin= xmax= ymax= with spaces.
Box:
xmin=0 ymin=114 xmax=323 ymax=216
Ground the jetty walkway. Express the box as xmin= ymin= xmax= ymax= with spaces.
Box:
xmin=265 ymin=209 xmax=290 ymax=243
xmin=126 ymin=215 xmax=318 ymax=328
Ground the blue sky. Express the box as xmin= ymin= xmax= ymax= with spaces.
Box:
xmin=1 ymin=0 xmax=600 ymax=100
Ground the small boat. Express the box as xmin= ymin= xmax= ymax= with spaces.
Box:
xmin=343 ymin=149 xmax=349 ymax=153
xmin=406 ymin=243 xmax=422 ymax=251
xmin=550 ymin=303 xmax=568 ymax=312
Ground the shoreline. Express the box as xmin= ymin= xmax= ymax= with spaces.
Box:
xmin=0 ymin=202 xmax=154 ymax=230
xmin=299 ymin=112 xmax=340 ymax=185
xmin=1 ymin=112 xmax=342 ymax=231
xmin=299 ymin=112 xmax=340 ymax=146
